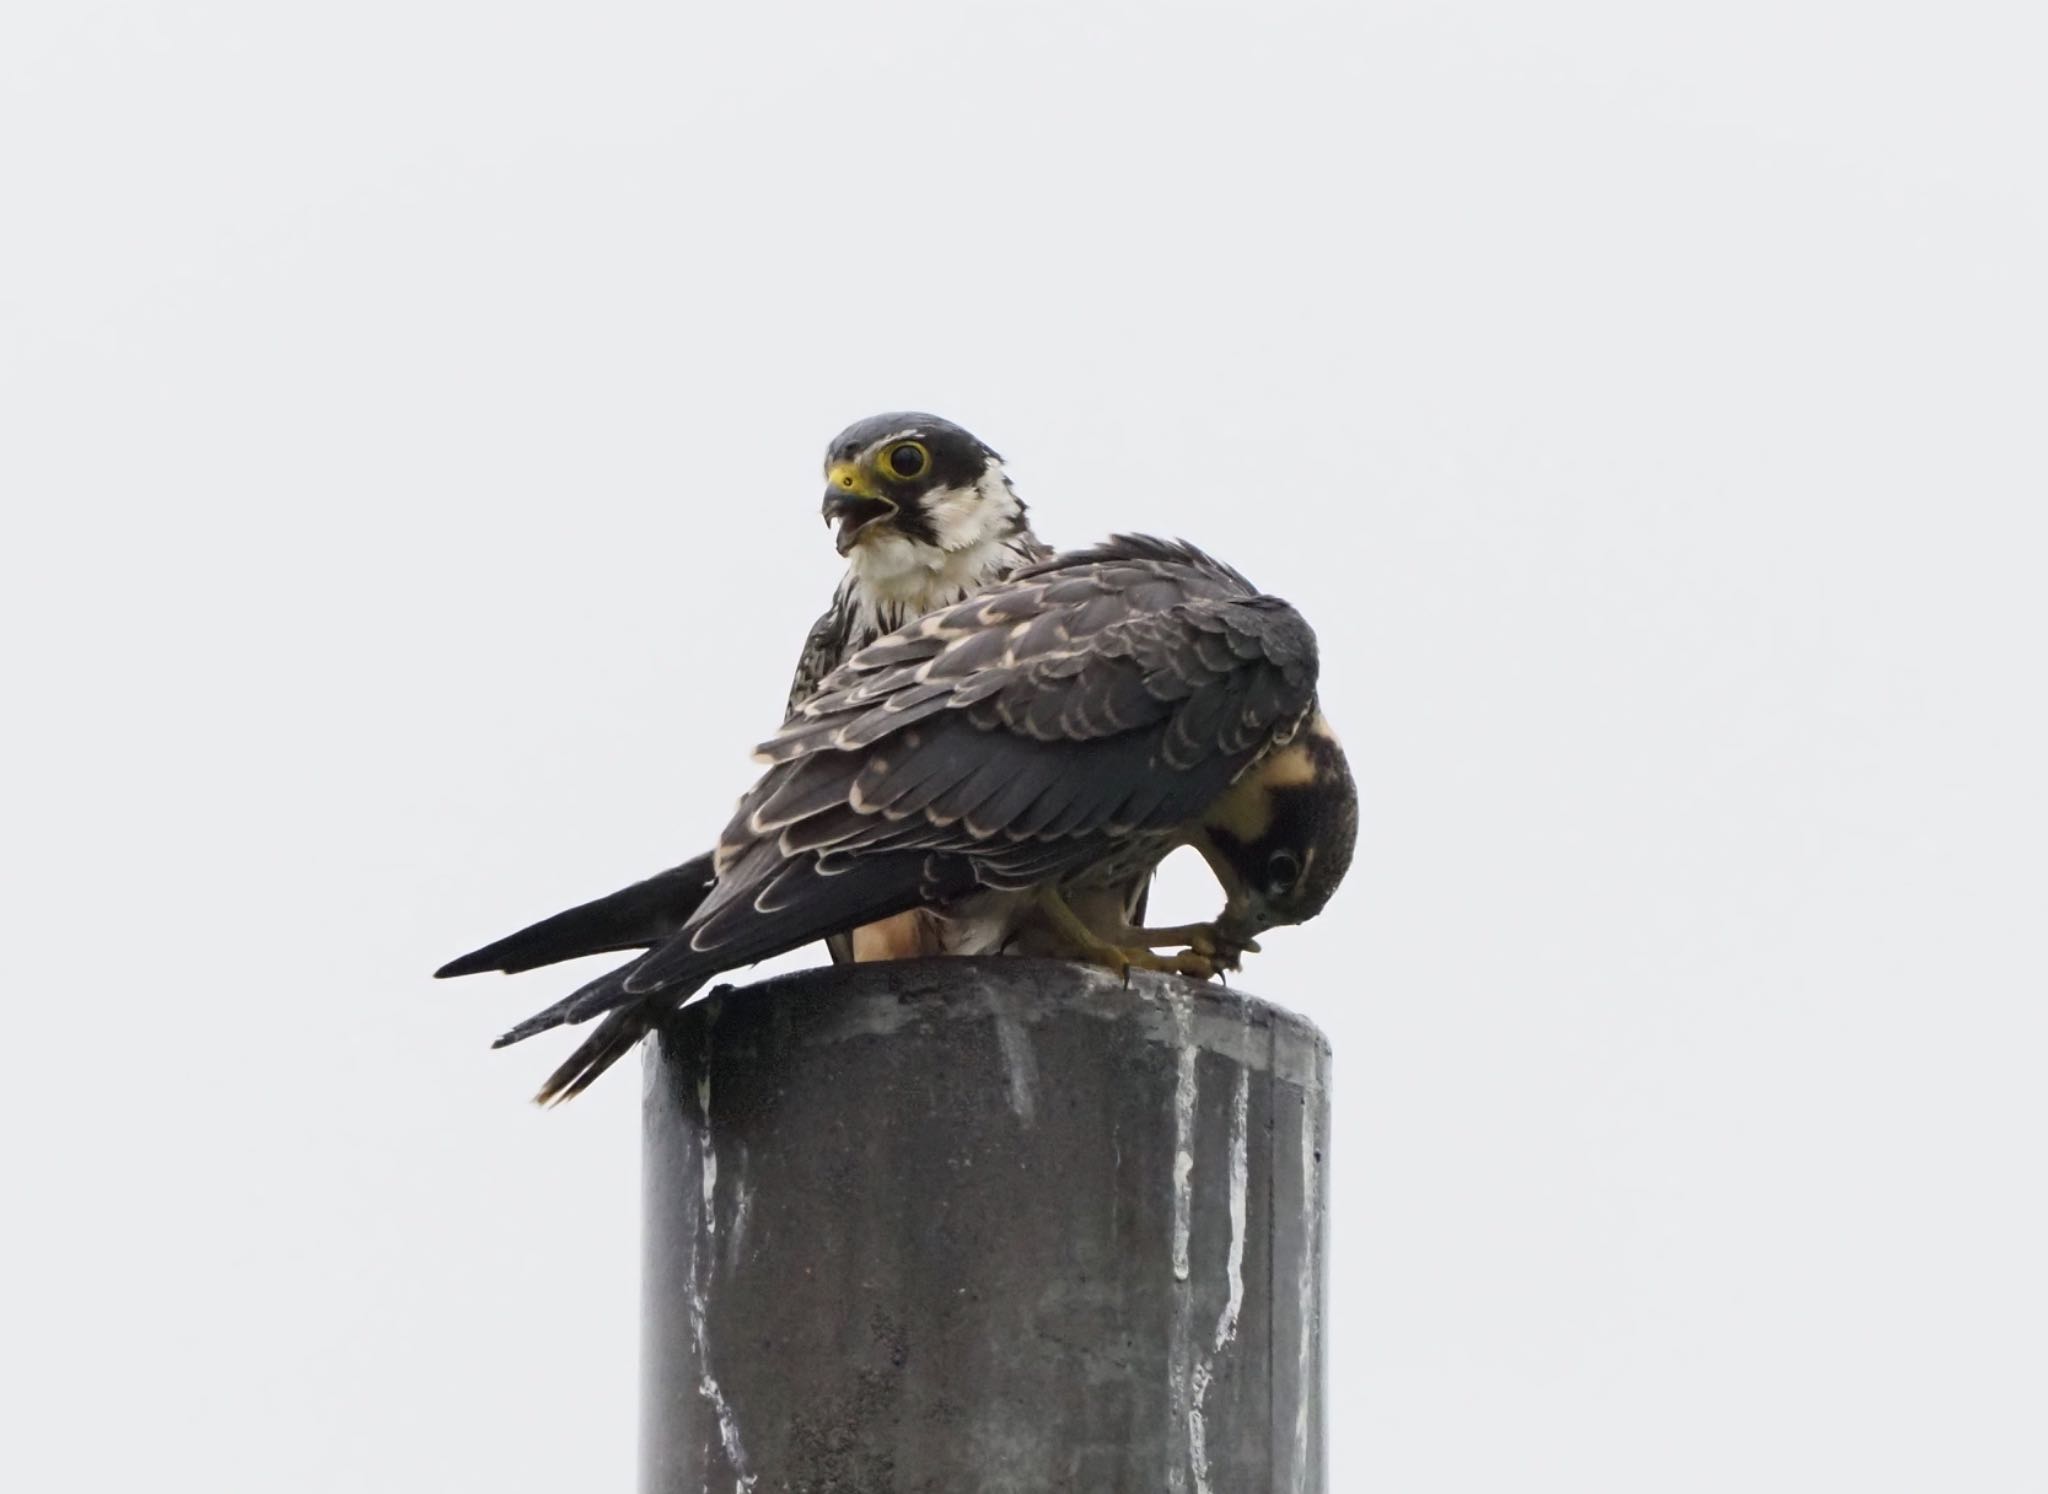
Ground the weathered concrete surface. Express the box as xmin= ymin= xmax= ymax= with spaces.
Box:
xmin=641 ymin=957 xmax=1330 ymax=1494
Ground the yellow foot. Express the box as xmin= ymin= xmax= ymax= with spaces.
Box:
xmin=1034 ymin=889 xmax=1220 ymax=982
xmin=1093 ymin=945 xmax=1219 ymax=984
xmin=1128 ymin=922 xmax=1262 ymax=970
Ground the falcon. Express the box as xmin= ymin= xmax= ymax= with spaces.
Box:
xmin=459 ymin=536 xmax=1357 ymax=1099
xmin=435 ymin=413 xmax=1048 ymax=993
xmin=798 ymin=411 xmax=1050 ymax=710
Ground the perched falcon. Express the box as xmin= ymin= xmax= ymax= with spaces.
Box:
xmin=435 ymin=413 xmax=1047 ymax=989
xmin=798 ymin=411 xmax=1050 ymax=711
xmin=466 ymin=536 xmax=1357 ymax=1101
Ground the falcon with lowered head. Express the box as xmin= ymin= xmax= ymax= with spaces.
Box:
xmin=469 ymin=536 xmax=1356 ymax=1100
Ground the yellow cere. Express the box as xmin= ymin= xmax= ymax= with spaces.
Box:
xmin=825 ymin=460 xmax=879 ymax=499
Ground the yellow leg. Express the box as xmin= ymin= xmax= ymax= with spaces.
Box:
xmin=1035 ymin=888 xmax=1218 ymax=982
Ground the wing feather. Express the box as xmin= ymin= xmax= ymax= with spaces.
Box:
xmin=624 ymin=852 xmax=951 ymax=995
xmin=503 ymin=537 xmax=1322 ymax=1045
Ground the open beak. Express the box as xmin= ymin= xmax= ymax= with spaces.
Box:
xmin=822 ymin=489 xmax=897 ymax=555
xmin=821 ymin=463 xmax=897 ymax=555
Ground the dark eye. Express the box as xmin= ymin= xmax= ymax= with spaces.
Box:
xmin=885 ymin=441 xmax=928 ymax=479
xmin=1266 ymin=850 xmax=1302 ymax=894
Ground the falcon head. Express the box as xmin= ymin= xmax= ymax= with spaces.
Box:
xmin=1202 ymin=714 xmax=1358 ymax=943
xmin=820 ymin=412 xmax=1026 ymax=564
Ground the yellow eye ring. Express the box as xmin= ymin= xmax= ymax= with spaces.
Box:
xmin=880 ymin=440 xmax=930 ymax=480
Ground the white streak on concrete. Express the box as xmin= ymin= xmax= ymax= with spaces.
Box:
xmin=685 ymin=1227 xmax=755 ymax=1490
xmin=689 ymin=1017 xmax=753 ymax=1491
xmin=1166 ymin=992 xmax=1199 ymax=1494
xmin=697 ymin=1072 xmax=718 ymax=1234
xmin=1187 ymin=1062 xmax=1251 ymax=1494
xmin=1218 ymin=1064 xmax=1250 ymax=1351
xmin=1171 ymin=996 xmax=1198 ymax=1283
xmin=725 ymin=1148 xmax=752 ymax=1274
xmin=695 ymin=1344 xmax=755 ymax=1486
xmin=1293 ymin=1083 xmax=1319 ymax=1493
xmin=992 ymin=1009 xmax=1038 ymax=1125
xmin=1171 ymin=1149 xmax=1194 ymax=1281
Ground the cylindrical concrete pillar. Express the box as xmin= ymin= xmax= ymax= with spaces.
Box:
xmin=641 ymin=957 xmax=1330 ymax=1494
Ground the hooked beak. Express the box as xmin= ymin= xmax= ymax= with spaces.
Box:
xmin=822 ymin=461 xmax=896 ymax=555
xmin=1214 ymin=902 xmax=1265 ymax=946
xmin=822 ymin=488 xmax=897 ymax=555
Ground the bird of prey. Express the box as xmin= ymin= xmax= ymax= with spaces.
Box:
xmin=460 ymin=535 xmax=1356 ymax=1100
xmin=799 ymin=411 xmax=1050 ymax=712
xmin=435 ymin=413 xmax=1048 ymax=994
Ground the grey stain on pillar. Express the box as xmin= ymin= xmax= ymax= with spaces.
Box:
xmin=641 ymin=957 xmax=1330 ymax=1494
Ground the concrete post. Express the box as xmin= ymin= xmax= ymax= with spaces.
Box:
xmin=641 ymin=957 xmax=1330 ymax=1494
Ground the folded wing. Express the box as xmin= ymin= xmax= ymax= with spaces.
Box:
xmin=615 ymin=537 xmax=1319 ymax=999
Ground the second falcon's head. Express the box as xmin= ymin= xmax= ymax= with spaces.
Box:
xmin=1200 ymin=714 xmax=1359 ymax=946
xmin=820 ymin=412 xmax=1029 ymax=564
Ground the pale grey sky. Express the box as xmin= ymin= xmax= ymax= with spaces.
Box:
xmin=4 ymin=2 xmax=2044 ymax=1490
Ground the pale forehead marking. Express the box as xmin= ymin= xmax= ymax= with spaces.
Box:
xmin=1257 ymin=740 xmax=1320 ymax=789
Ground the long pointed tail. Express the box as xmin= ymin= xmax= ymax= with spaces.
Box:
xmin=484 ymin=852 xmax=947 ymax=1103
xmin=435 ymin=854 xmax=715 ymax=978
xmin=488 ymin=957 xmax=703 ymax=1106
xmin=529 ymin=1000 xmax=695 ymax=1106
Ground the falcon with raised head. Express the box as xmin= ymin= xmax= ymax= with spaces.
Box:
xmin=465 ymin=536 xmax=1356 ymax=1100
xmin=799 ymin=411 xmax=1050 ymax=710
xmin=436 ymin=413 xmax=1049 ymax=986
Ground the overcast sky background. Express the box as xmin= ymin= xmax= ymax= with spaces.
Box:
xmin=5 ymin=2 xmax=2044 ymax=1489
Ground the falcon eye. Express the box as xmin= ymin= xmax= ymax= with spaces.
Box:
xmin=1265 ymin=850 xmax=1302 ymax=895
xmin=883 ymin=441 xmax=929 ymax=479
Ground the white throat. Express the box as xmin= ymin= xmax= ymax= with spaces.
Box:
xmin=843 ymin=466 xmax=1035 ymax=634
